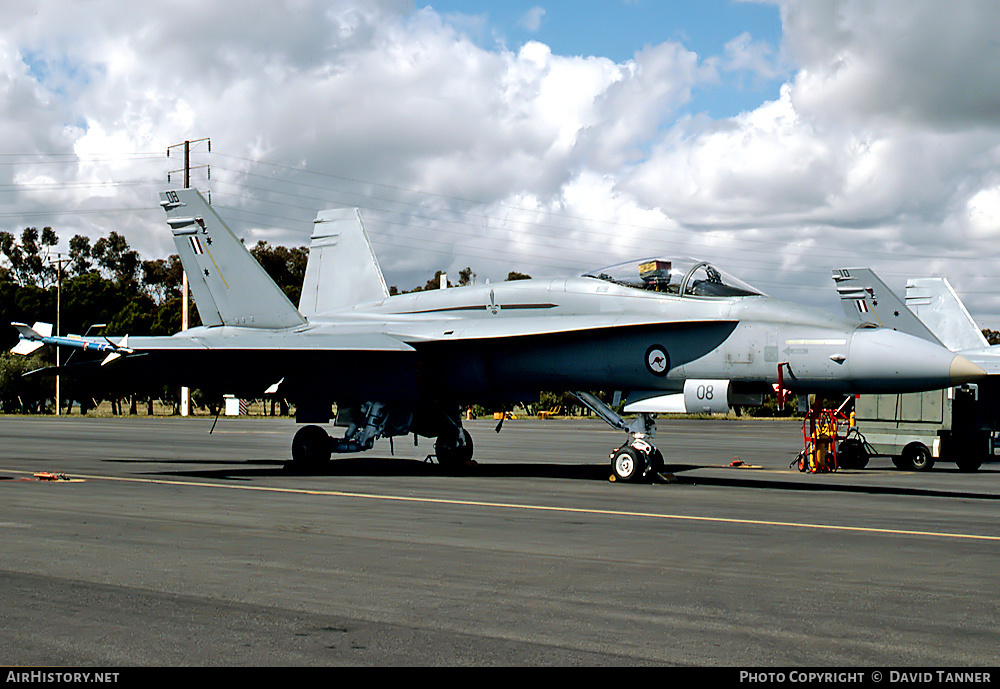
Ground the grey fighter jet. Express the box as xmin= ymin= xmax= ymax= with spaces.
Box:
xmin=833 ymin=268 xmax=1000 ymax=373
xmin=11 ymin=189 xmax=986 ymax=481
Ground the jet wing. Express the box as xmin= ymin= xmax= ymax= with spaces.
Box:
xmin=11 ymin=322 xmax=415 ymax=356
xmin=124 ymin=329 xmax=415 ymax=352
xmin=13 ymin=326 xmax=419 ymax=401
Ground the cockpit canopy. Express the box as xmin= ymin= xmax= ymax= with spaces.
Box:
xmin=583 ymin=257 xmax=764 ymax=298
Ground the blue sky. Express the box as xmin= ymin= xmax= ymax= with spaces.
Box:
xmin=419 ymin=0 xmax=785 ymax=118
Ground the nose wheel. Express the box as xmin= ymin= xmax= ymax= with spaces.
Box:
xmin=611 ymin=438 xmax=663 ymax=483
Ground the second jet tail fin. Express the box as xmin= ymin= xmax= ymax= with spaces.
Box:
xmin=832 ymin=268 xmax=943 ymax=346
xmin=905 ymin=277 xmax=988 ymax=352
xmin=159 ymin=189 xmax=306 ymax=329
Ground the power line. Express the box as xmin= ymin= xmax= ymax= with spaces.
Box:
xmin=1 ymin=147 xmax=999 ymax=301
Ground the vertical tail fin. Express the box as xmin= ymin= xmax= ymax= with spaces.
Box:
xmin=905 ymin=277 xmax=988 ymax=352
xmin=831 ymin=268 xmax=943 ymax=346
xmin=160 ymin=189 xmax=306 ymax=329
xmin=298 ymin=207 xmax=388 ymax=316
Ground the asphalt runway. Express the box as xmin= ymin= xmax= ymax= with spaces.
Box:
xmin=2 ymin=415 xmax=999 ymax=666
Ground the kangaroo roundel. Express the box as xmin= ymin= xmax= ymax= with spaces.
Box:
xmin=645 ymin=345 xmax=669 ymax=376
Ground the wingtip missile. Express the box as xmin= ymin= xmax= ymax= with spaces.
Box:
xmin=10 ymin=320 xmax=135 ymax=363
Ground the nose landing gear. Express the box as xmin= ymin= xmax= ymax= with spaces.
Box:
xmin=571 ymin=391 xmax=664 ymax=483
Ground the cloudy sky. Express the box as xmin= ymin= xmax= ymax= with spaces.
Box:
xmin=4 ymin=1 xmax=1000 ymax=326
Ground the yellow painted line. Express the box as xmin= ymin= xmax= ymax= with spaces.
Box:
xmin=6 ymin=468 xmax=1000 ymax=543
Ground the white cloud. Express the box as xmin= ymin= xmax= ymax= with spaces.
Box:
xmin=781 ymin=0 xmax=1000 ymax=129
xmin=966 ymin=187 xmax=1000 ymax=238
xmin=722 ymin=31 xmax=782 ymax=80
xmin=3 ymin=0 xmax=1000 ymax=326
xmin=518 ymin=7 xmax=546 ymax=33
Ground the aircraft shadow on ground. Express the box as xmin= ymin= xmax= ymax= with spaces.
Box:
xmin=119 ymin=455 xmax=1000 ymax=499
xmin=139 ymin=455 xmax=616 ymax=482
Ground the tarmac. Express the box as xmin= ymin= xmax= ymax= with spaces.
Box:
xmin=2 ymin=415 xmax=999 ymax=666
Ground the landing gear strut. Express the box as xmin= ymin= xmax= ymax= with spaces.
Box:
xmin=571 ymin=391 xmax=663 ymax=483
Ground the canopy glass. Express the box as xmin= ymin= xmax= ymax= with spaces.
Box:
xmin=583 ymin=257 xmax=763 ymax=297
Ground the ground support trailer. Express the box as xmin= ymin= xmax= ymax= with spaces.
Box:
xmin=850 ymin=384 xmax=998 ymax=472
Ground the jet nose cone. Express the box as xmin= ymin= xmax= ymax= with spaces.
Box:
xmin=848 ymin=328 xmax=985 ymax=392
xmin=950 ymin=354 xmax=987 ymax=384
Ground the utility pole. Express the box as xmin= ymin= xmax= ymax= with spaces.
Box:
xmin=47 ymin=253 xmax=70 ymax=415
xmin=167 ymin=138 xmax=210 ymax=416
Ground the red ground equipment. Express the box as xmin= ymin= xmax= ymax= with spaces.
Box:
xmin=797 ymin=399 xmax=853 ymax=473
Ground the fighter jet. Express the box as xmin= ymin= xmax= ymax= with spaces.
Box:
xmin=10 ymin=189 xmax=986 ymax=482
xmin=832 ymin=268 xmax=1000 ymax=372
xmin=832 ymin=267 xmax=1000 ymax=469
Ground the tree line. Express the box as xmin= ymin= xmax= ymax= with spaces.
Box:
xmin=9 ymin=225 xmax=996 ymax=420
xmin=0 ymin=226 xmax=535 ymax=415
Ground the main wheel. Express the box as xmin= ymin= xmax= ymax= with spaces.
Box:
xmin=611 ymin=446 xmax=647 ymax=482
xmin=435 ymin=428 xmax=474 ymax=468
xmin=291 ymin=424 xmax=331 ymax=467
xmin=901 ymin=442 xmax=934 ymax=471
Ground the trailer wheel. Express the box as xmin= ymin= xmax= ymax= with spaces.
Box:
xmin=838 ymin=438 xmax=869 ymax=469
xmin=902 ymin=442 xmax=934 ymax=472
xmin=955 ymin=457 xmax=982 ymax=472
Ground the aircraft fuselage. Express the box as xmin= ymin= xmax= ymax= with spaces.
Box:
xmin=115 ymin=275 xmax=978 ymax=405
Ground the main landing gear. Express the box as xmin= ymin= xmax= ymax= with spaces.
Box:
xmin=434 ymin=427 xmax=474 ymax=468
xmin=571 ymin=391 xmax=664 ymax=483
xmin=287 ymin=403 xmax=476 ymax=472
xmin=291 ymin=424 xmax=332 ymax=468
